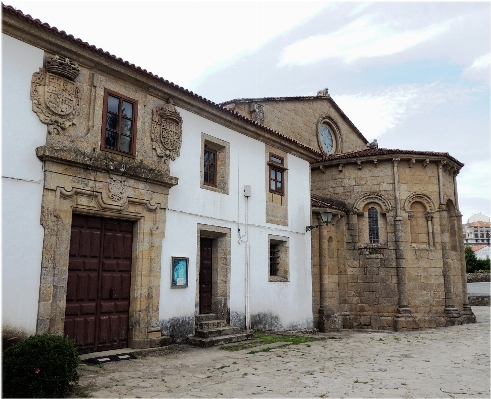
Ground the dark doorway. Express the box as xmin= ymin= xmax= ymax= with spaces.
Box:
xmin=199 ymin=238 xmax=213 ymax=314
xmin=64 ymin=214 xmax=133 ymax=353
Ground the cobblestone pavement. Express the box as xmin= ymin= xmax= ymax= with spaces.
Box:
xmin=71 ymin=307 xmax=490 ymax=398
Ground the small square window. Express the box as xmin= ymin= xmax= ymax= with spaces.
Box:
xmin=268 ymin=235 xmax=289 ymax=282
xmin=101 ymin=89 xmax=137 ymax=156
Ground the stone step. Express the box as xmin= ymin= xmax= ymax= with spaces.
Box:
xmin=195 ymin=314 xmax=218 ymax=323
xmin=197 ymin=320 xmax=226 ymax=330
xmin=188 ymin=331 xmax=254 ymax=348
xmin=195 ymin=326 xmax=240 ymax=338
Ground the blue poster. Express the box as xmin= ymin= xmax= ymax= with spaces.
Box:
xmin=172 ymin=258 xmax=188 ymax=287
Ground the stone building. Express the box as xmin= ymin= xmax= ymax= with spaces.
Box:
xmin=2 ymin=4 xmax=475 ymax=356
xmin=222 ymin=93 xmax=475 ymax=331
xmin=2 ymin=5 xmax=318 ymax=352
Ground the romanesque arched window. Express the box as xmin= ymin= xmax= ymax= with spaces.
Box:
xmin=368 ymin=207 xmax=380 ymax=244
xmin=410 ymin=201 xmax=429 ymax=244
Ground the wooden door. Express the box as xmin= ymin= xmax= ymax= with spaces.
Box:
xmin=199 ymin=238 xmax=213 ymax=314
xmin=64 ymin=214 xmax=133 ymax=353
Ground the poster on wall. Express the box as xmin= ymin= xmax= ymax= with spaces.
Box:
xmin=171 ymin=257 xmax=188 ymax=288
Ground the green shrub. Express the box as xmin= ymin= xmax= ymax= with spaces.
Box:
xmin=465 ymin=246 xmax=491 ymax=273
xmin=2 ymin=334 xmax=79 ymax=398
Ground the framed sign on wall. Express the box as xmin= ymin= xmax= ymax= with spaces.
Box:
xmin=171 ymin=257 xmax=188 ymax=288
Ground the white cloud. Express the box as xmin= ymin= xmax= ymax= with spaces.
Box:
xmin=278 ymin=15 xmax=454 ymax=66
xmin=333 ymin=83 xmax=486 ymax=140
xmin=469 ymin=53 xmax=491 ymax=69
xmin=335 ymin=89 xmax=417 ymax=139
xmin=5 ymin=1 xmax=329 ymax=88
xmin=457 ymin=160 xmax=491 ymax=200
xmin=462 ymin=53 xmax=491 ymax=82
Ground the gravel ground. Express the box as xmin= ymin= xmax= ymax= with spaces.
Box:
xmin=71 ymin=306 xmax=490 ymax=398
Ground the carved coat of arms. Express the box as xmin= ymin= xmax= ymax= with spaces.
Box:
xmin=30 ymin=55 xmax=81 ymax=135
xmin=108 ymin=176 xmax=129 ymax=203
xmin=151 ymin=99 xmax=183 ymax=161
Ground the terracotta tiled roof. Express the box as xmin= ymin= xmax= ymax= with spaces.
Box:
xmin=2 ymin=4 xmax=322 ymax=159
xmin=467 ymin=222 xmax=491 ymax=227
xmin=221 ymin=95 xmax=368 ymax=145
xmin=311 ymin=195 xmax=350 ymax=213
xmin=471 ymin=245 xmax=489 ymax=252
xmin=311 ymin=147 xmax=464 ymax=167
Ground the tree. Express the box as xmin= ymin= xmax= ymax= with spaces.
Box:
xmin=464 ymin=246 xmax=478 ymax=273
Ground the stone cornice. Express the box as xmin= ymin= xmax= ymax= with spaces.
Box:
xmin=3 ymin=7 xmax=321 ymax=162
xmin=311 ymin=153 xmax=463 ymax=172
xmin=36 ymin=146 xmax=179 ymax=187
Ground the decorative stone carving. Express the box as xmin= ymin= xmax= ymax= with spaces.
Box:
xmin=30 ymin=55 xmax=81 ymax=135
xmin=352 ymin=192 xmax=392 ymax=215
xmin=317 ymin=88 xmax=329 ymax=96
xmin=403 ymin=192 xmax=436 ymax=214
xmin=249 ymin=102 xmax=264 ymax=125
xmin=108 ymin=175 xmax=130 ymax=203
xmin=151 ymin=98 xmax=183 ymax=161
xmin=367 ymin=139 xmax=378 ymax=149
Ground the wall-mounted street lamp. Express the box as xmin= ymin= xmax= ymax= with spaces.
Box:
xmin=306 ymin=211 xmax=333 ymax=232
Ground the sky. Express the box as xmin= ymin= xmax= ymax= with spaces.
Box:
xmin=4 ymin=0 xmax=490 ymax=223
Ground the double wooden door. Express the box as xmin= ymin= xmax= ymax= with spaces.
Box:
xmin=199 ymin=238 xmax=213 ymax=314
xmin=64 ymin=214 xmax=133 ymax=353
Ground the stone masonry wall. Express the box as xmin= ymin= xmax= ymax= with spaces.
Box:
xmin=230 ymin=99 xmax=367 ymax=155
xmin=311 ymin=155 xmax=470 ymax=330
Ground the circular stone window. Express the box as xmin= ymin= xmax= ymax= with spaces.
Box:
xmin=318 ymin=123 xmax=336 ymax=155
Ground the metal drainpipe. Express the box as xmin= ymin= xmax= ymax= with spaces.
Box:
xmin=244 ymin=186 xmax=251 ymax=330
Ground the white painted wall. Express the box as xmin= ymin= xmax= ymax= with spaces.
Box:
xmin=2 ymin=34 xmax=46 ymax=335
xmin=160 ymin=108 xmax=313 ymax=333
xmin=475 ymin=246 xmax=490 ymax=260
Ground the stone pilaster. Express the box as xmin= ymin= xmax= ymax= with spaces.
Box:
xmin=439 ymin=204 xmax=462 ymax=325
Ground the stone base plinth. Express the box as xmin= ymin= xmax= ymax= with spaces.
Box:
xmin=318 ymin=306 xmax=341 ymax=332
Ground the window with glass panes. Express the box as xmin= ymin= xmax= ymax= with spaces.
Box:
xmin=368 ymin=207 xmax=380 ymax=244
xmin=204 ymin=148 xmax=217 ymax=186
xmin=101 ymin=89 xmax=137 ymax=155
xmin=269 ymin=154 xmax=284 ymax=195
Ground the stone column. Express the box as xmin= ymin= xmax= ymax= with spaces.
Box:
xmin=426 ymin=213 xmax=434 ymax=248
xmin=392 ymin=158 xmax=416 ymax=330
xmin=439 ymin=203 xmax=462 ymax=325
xmin=318 ymin=221 xmax=340 ymax=332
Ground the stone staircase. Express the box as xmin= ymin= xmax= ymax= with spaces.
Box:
xmin=188 ymin=314 xmax=253 ymax=348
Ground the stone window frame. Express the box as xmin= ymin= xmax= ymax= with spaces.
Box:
xmin=403 ymin=192 xmax=436 ymax=249
xmin=268 ymin=235 xmax=289 ymax=282
xmin=316 ymin=116 xmax=343 ymax=156
xmin=200 ymin=133 xmax=230 ymax=195
xmin=101 ymin=88 xmax=138 ymax=157
xmin=353 ymin=193 xmax=391 ymax=247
